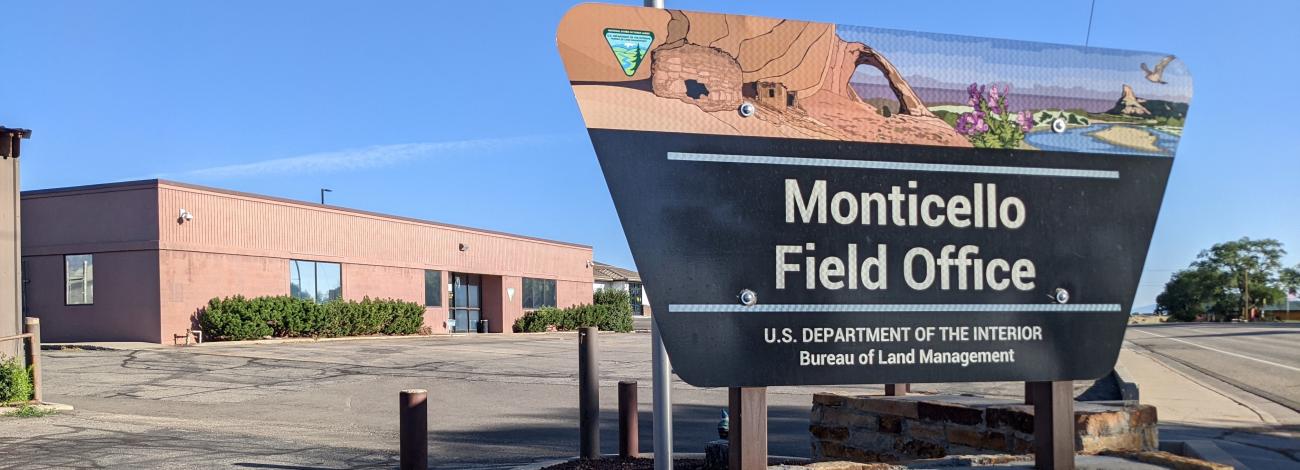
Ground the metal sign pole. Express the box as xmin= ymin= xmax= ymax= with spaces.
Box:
xmin=651 ymin=321 xmax=672 ymax=470
xmin=646 ymin=4 xmax=669 ymax=469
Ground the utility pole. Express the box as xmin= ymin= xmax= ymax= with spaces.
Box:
xmin=320 ymin=188 xmax=332 ymax=205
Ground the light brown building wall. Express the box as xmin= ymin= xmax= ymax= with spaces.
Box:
xmin=23 ymin=180 xmax=594 ymax=343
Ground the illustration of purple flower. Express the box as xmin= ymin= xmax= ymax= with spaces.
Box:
xmin=1017 ymin=111 xmax=1033 ymax=132
xmin=954 ymin=82 xmax=1030 ymax=148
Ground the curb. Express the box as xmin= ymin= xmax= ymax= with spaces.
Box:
xmin=42 ymin=330 xmax=642 ymax=351
xmin=509 ymin=453 xmax=807 ymax=470
xmin=0 ymin=401 xmax=74 ymax=414
xmin=1160 ymin=440 xmax=1248 ymax=470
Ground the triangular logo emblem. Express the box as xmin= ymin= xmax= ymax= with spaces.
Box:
xmin=604 ymin=28 xmax=654 ymax=77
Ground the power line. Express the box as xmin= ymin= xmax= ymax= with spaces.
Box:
xmin=1084 ymin=0 xmax=1097 ymax=47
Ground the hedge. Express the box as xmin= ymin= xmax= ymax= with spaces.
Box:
xmin=513 ymin=288 xmax=634 ymax=333
xmin=199 ymin=295 xmax=425 ymax=341
xmin=0 ymin=356 xmax=33 ymax=404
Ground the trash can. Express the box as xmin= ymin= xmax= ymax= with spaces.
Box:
xmin=477 ymin=319 xmax=489 ymax=334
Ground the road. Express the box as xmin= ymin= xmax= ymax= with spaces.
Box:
xmin=1126 ymin=322 xmax=1300 ymax=413
xmin=1125 ymin=322 xmax=1300 ymax=469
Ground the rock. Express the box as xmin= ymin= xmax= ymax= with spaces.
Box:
xmin=1107 ymin=84 xmax=1152 ymax=116
xmin=564 ymin=7 xmax=972 ymax=147
xmin=650 ymin=44 xmax=744 ymax=112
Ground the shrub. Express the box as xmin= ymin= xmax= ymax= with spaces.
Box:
xmin=0 ymin=356 xmax=33 ymax=404
xmin=198 ymin=295 xmax=425 ymax=341
xmin=593 ymin=289 xmax=631 ymax=311
xmin=513 ymin=298 xmax=633 ymax=333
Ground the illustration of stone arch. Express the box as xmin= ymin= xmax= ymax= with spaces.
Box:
xmin=828 ymin=42 xmax=934 ymax=118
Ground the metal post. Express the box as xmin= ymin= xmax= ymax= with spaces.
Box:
xmin=320 ymin=188 xmax=332 ymax=205
xmin=22 ymin=317 xmax=40 ymax=403
xmin=619 ymin=380 xmax=639 ymax=459
xmin=399 ymin=389 xmax=427 ymax=470
xmin=644 ymin=0 xmax=670 ymax=466
xmin=1024 ymin=382 xmax=1035 ymax=405
xmin=1030 ymin=381 xmax=1075 ymax=470
xmin=728 ymin=387 xmax=767 ymax=470
xmin=579 ymin=327 xmax=600 ymax=460
xmin=651 ymin=321 xmax=672 ymax=469
xmin=885 ymin=383 xmax=909 ymax=396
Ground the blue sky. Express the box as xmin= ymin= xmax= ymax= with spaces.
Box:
xmin=4 ymin=1 xmax=1297 ymax=308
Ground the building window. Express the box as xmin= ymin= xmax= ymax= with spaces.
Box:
xmin=290 ymin=260 xmax=342 ymax=303
xmin=522 ymin=277 xmax=556 ymax=310
xmin=65 ymin=254 xmax=94 ymax=305
xmin=424 ymin=270 xmax=442 ymax=307
xmin=629 ymin=282 xmax=644 ymax=316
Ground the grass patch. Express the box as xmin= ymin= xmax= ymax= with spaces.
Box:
xmin=2 ymin=404 xmax=58 ymax=418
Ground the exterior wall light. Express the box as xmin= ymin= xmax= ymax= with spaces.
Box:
xmin=458 ymin=243 xmax=469 ymax=252
xmin=178 ymin=208 xmax=194 ymax=223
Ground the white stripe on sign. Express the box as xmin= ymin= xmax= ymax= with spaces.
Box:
xmin=668 ymin=304 xmax=1122 ymax=313
xmin=667 ymin=152 xmax=1120 ymax=180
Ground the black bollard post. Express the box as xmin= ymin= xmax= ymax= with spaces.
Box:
xmin=619 ymin=380 xmax=639 ymax=459
xmin=579 ymin=327 xmax=600 ymax=460
xmin=399 ymin=389 xmax=428 ymax=470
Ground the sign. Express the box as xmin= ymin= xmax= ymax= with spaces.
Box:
xmin=558 ymin=4 xmax=1192 ymax=387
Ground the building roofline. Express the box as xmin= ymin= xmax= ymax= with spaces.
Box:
xmin=22 ymin=179 xmax=593 ymax=250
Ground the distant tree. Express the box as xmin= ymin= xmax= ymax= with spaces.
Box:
xmin=1282 ymin=265 xmax=1300 ymax=292
xmin=1156 ymin=267 xmax=1228 ymax=321
xmin=1156 ymin=238 xmax=1289 ymax=321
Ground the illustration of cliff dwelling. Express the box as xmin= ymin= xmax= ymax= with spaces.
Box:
xmin=637 ymin=10 xmax=964 ymax=146
xmin=748 ymin=81 xmax=796 ymax=110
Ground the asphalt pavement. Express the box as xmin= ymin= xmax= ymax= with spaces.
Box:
xmin=0 ymin=332 xmax=1050 ymax=469
xmin=1 ymin=327 xmax=1296 ymax=469
xmin=1125 ymin=322 xmax=1300 ymax=469
xmin=1126 ymin=322 xmax=1300 ymax=414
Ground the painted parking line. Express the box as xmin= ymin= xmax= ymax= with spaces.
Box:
xmin=1132 ymin=328 xmax=1300 ymax=373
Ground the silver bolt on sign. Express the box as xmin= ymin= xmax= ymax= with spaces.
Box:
xmin=1052 ymin=118 xmax=1068 ymax=133
xmin=738 ymin=102 xmax=756 ymax=118
xmin=1054 ymin=288 xmax=1071 ymax=304
xmin=738 ymin=289 xmax=758 ymax=307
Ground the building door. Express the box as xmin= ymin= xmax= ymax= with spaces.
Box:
xmin=629 ymin=282 xmax=644 ymax=316
xmin=449 ymin=273 xmax=482 ymax=333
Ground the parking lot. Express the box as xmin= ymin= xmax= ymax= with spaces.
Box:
xmin=0 ymin=332 xmax=1045 ymax=469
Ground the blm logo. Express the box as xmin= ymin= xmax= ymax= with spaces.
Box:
xmin=603 ymin=28 xmax=654 ymax=77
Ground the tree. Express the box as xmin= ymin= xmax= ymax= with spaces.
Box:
xmin=1156 ymin=238 xmax=1290 ymax=321
xmin=1282 ymin=265 xmax=1300 ymax=292
xmin=1156 ymin=267 xmax=1230 ymax=321
xmin=1193 ymin=237 xmax=1286 ymax=319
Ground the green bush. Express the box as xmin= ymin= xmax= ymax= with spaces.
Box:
xmin=592 ymin=289 xmax=631 ymax=311
xmin=199 ymin=295 xmax=425 ymax=341
xmin=0 ymin=356 xmax=33 ymax=404
xmin=513 ymin=289 xmax=633 ymax=333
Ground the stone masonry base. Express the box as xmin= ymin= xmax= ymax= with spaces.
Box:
xmin=810 ymin=393 xmax=1157 ymax=463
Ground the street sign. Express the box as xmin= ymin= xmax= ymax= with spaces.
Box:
xmin=558 ymin=4 xmax=1192 ymax=387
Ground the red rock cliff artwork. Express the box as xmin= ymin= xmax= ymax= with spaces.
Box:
xmin=559 ymin=6 xmax=969 ymax=147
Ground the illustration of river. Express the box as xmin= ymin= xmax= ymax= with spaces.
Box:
xmin=1024 ymin=124 xmax=1179 ymax=157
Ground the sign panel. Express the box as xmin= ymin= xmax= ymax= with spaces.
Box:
xmin=558 ymin=4 xmax=1192 ymax=387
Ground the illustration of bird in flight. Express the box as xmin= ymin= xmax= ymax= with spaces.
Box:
xmin=1141 ymin=55 xmax=1176 ymax=84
